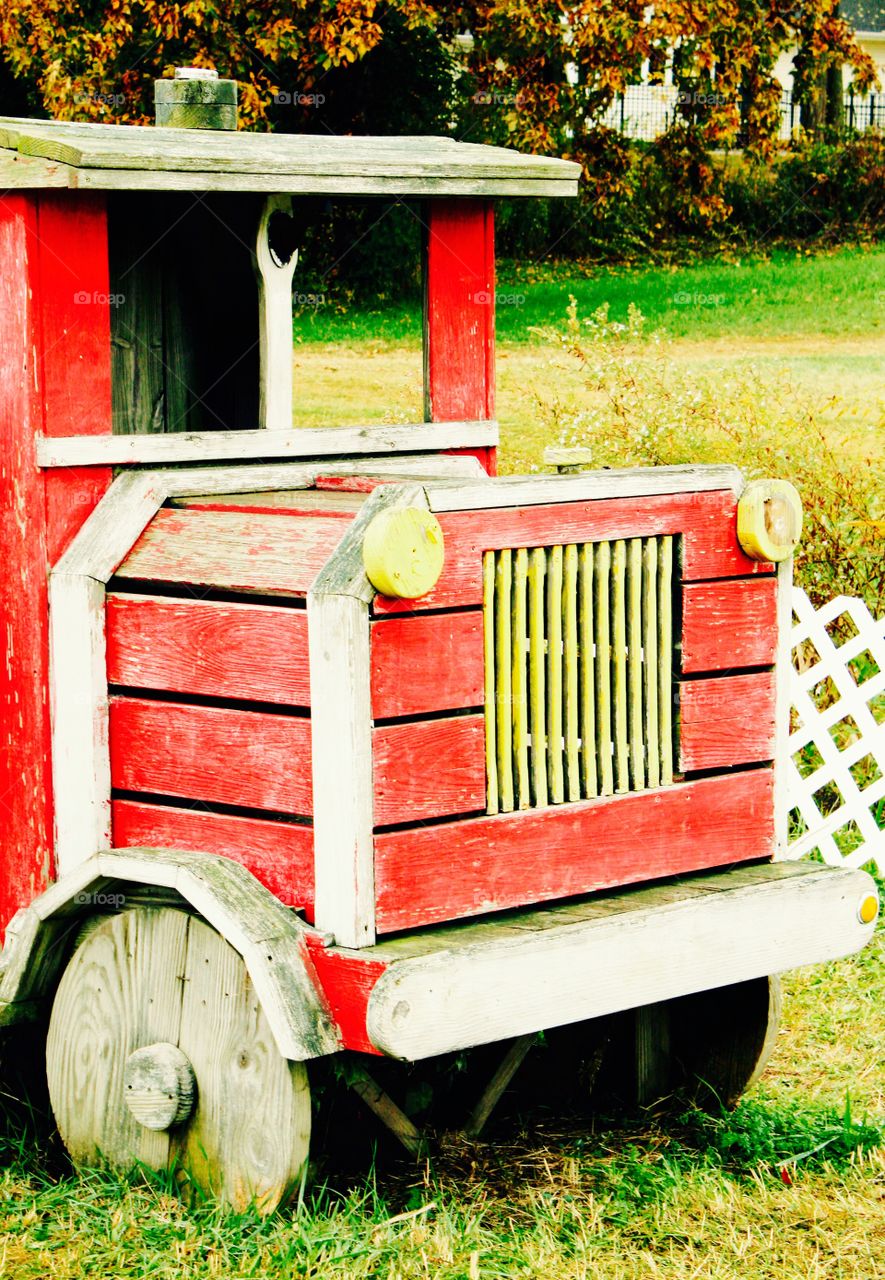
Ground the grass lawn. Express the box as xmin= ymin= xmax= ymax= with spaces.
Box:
xmin=0 ymin=247 xmax=883 ymax=1278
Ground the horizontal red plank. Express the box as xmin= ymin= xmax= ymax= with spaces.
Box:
xmin=116 ymin=508 xmax=349 ymax=595
xmin=678 ymin=672 xmax=777 ymax=773
xmin=107 ymin=593 xmax=310 ymax=705
xmin=374 ymin=490 xmax=772 ymax=614
xmin=110 ymin=697 xmax=313 ymax=815
xmin=374 ymin=769 xmax=774 ymax=932
xmin=112 ymin=799 xmax=314 ymax=916
xmin=372 ymin=714 xmax=486 ymax=825
xmin=370 ymin=611 xmax=484 ymax=718
xmin=681 ymin=579 xmax=778 ymax=674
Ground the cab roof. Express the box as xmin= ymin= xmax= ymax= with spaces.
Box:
xmin=0 ymin=117 xmax=581 ymax=197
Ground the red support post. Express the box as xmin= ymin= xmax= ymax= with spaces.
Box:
xmin=0 ymin=192 xmax=113 ymax=932
xmin=423 ymin=199 xmax=497 ymax=475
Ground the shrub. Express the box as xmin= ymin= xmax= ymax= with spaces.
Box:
xmin=536 ymin=299 xmax=884 ymax=614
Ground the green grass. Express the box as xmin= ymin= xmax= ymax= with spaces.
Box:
xmin=295 ymin=244 xmax=885 ymax=345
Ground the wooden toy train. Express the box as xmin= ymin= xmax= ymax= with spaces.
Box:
xmin=0 ymin=70 xmax=878 ymax=1212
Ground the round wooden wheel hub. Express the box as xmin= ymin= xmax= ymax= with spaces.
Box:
xmin=124 ymin=1042 xmax=196 ymax=1131
xmin=46 ymin=907 xmax=310 ymax=1213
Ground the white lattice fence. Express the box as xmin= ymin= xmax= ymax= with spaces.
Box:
xmin=786 ymin=589 xmax=885 ymax=874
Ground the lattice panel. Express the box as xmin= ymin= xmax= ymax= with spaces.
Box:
xmin=786 ymin=589 xmax=885 ymax=874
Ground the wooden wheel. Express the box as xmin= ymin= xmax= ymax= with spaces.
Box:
xmin=46 ymin=907 xmax=310 ymax=1213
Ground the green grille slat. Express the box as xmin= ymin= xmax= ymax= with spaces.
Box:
xmin=485 ymin=536 xmax=677 ymax=813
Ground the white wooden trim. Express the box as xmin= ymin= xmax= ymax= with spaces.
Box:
xmin=255 ymin=195 xmax=298 ymax=432
xmin=365 ymin=863 xmax=878 ymax=1060
xmin=426 ymin=464 xmax=744 ymax=512
xmin=773 ymin=558 xmax=794 ymax=858
xmin=49 ymin=574 xmax=111 ymax=874
xmin=36 ymin=421 xmax=500 ymax=469
xmin=308 ymin=593 xmax=375 ymax=948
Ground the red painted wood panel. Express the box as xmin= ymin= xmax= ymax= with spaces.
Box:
xmin=117 ymin=508 xmax=349 ymax=595
xmin=0 ymin=193 xmax=114 ymax=933
xmin=305 ymin=936 xmax=386 ymax=1054
xmin=374 ymin=769 xmax=774 ymax=932
xmin=370 ymin=611 xmax=484 ymax=718
xmin=374 ymin=490 xmax=772 ymax=614
xmin=0 ymin=197 xmax=54 ymax=933
xmin=109 ymin=697 xmax=313 ymax=815
xmin=372 ymin=714 xmax=486 ymax=826
xmin=107 ymin=593 xmax=310 ymax=706
xmin=112 ymin=798 xmax=314 ymax=916
xmin=681 ymin=579 xmax=778 ymax=674
xmin=36 ymin=193 xmax=114 ymax=565
xmin=425 ymin=199 xmax=496 ymax=476
xmin=678 ymin=672 xmax=777 ymax=773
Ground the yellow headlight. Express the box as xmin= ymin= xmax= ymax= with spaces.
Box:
xmin=737 ymin=479 xmax=803 ymax=563
xmin=858 ymin=894 xmax=879 ymax=926
xmin=363 ymin=506 xmax=445 ymax=599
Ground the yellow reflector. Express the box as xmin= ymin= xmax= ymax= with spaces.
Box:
xmin=737 ymin=479 xmax=803 ymax=563
xmin=363 ymin=506 xmax=445 ymax=599
xmin=859 ymin=894 xmax=879 ymax=926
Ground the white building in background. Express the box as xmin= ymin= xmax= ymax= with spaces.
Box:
xmin=599 ymin=0 xmax=884 ymax=140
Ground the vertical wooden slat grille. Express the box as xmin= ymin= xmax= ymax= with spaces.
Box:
xmin=484 ymin=536 xmax=677 ymax=813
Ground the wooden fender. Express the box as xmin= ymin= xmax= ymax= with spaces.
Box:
xmin=0 ymin=848 xmax=341 ymax=1061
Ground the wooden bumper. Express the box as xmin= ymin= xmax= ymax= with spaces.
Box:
xmin=364 ymin=862 xmax=878 ymax=1061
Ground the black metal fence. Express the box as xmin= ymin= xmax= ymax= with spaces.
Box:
xmin=601 ymin=86 xmax=885 ymax=141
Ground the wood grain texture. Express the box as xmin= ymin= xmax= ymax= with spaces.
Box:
xmin=37 ymin=420 xmax=500 ymax=468
xmin=681 ymin=578 xmax=778 ymax=674
xmin=678 ymin=672 xmax=777 ymax=773
xmin=373 ymin=490 xmax=773 ymax=615
xmin=106 ymin=593 xmax=311 ymax=706
xmin=373 ymin=769 xmax=775 ymax=932
xmin=366 ymin=863 xmax=875 ymax=1060
xmin=307 ymin=592 xmax=375 ymax=948
xmin=372 ymin=714 xmax=486 ymax=825
xmin=46 ymin=907 xmax=311 ymax=1213
xmin=111 ymin=800 xmax=315 ymax=916
xmin=49 ymin=573 xmax=112 ymax=873
xmin=0 ymin=196 xmax=54 ymax=932
xmin=369 ymin=611 xmax=484 ymax=719
xmin=424 ymin=199 xmax=495 ymax=428
xmin=109 ymin=697 xmax=313 ymax=815
xmin=304 ymin=936 xmax=386 ymax=1055
xmin=116 ymin=508 xmax=350 ymax=595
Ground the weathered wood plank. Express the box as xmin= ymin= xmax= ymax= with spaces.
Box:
xmin=594 ymin=540 xmax=614 ymax=797
xmin=370 ymin=611 xmax=484 ymax=720
xmin=308 ymin=592 xmax=375 ymax=948
xmin=546 ymin=546 xmax=565 ymax=804
xmin=426 ymin=465 xmax=744 ymax=512
xmin=373 ymin=490 xmax=773 ymax=616
xmin=116 ymin=508 xmax=349 ymax=595
xmin=495 ymin=550 xmax=515 ymax=812
xmin=658 ymin=536 xmax=675 ymax=786
xmin=512 ymin=547 xmax=531 ymax=807
xmin=578 ymin=544 xmax=597 ymax=798
xmin=366 ymin=863 xmax=876 ymax=1060
xmin=626 ymin=538 xmax=644 ymax=790
xmin=611 ymin=540 xmax=629 ymax=793
xmin=111 ymin=800 xmax=314 ymax=915
xmin=373 ymin=715 xmax=486 ymax=826
xmin=681 ymin=577 xmax=778 ymax=674
xmin=483 ymin=553 xmax=499 ymax=815
xmin=36 ymin=421 xmax=500 ymax=467
xmin=50 ymin=573 xmax=112 ymax=873
xmin=528 ymin=548 xmax=548 ymax=807
xmin=109 ymin=697 xmax=313 ymax=815
xmin=106 ymin=593 xmax=311 ymax=706
xmin=374 ymin=769 xmax=775 ymax=932
xmin=643 ymin=537 xmax=661 ymax=789
xmin=678 ymin=671 xmax=777 ymax=773
xmin=562 ymin=545 xmax=580 ymax=802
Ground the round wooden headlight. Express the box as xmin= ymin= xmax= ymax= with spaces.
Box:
xmin=363 ymin=507 xmax=445 ymax=599
xmin=737 ymin=479 xmax=803 ymax=563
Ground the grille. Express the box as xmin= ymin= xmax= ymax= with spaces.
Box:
xmin=483 ymin=536 xmax=676 ymax=814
